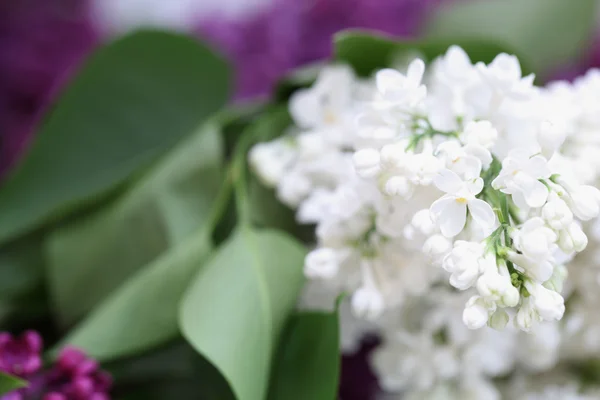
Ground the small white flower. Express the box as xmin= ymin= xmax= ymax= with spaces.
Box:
xmin=492 ymin=148 xmax=551 ymax=208
xmin=558 ymin=178 xmax=600 ymax=221
xmin=507 ymin=250 xmax=554 ymax=283
xmin=276 ymin=170 xmax=312 ymax=207
xmin=353 ymin=148 xmax=381 ymax=178
xmin=351 ymin=285 xmax=385 ymax=320
xmin=380 ymin=141 xmax=411 ymax=167
xmin=513 ymin=217 xmax=557 ymax=259
xmin=463 ymin=295 xmax=492 ymax=329
xmin=289 ymin=65 xmax=354 ymax=130
xmin=430 ymin=169 xmax=495 ymax=237
xmin=461 ymin=120 xmax=498 ymax=149
xmin=376 ymin=59 xmax=427 ymax=106
xmin=476 ymin=264 xmax=520 ymax=307
xmin=436 ymin=140 xmax=491 ymax=178
xmin=537 ymin=120 xmax=567 ymax=158
xmin=558 ymin=221 xmax=588 ymax=253
xmin=351 ymin=260 xmax=386 ymax=320
xmin=249 ymin=140 xmax=295 ymax=187
xmin=542 ymin=192 xmax=573 ymax=230
xmin=442 ymin=241 xmax=487 ymax=290
xmin=304 ymin=248 xmax=340 ymax=279
xmin=407 ymin=151 xmax=442 ymax=185
xmin=489 ymin=309 xmax=510 ymax=330
xmin=475 ymin=53 xmax=535 ymax=100
xmin=423 ymin=234 xmax=453 ymax=266
xmin=526 ymin=281 xmax=565 ymax=322
xmin=410 ymin=209 xmax=438 ymax=236
xmin=515 ymin=298 xmax=539 ymax=332
xmin=544 ymin=264 xmax=567 ymax=293
xmin=297 ymin=189 xmax=334 ymax=223
xmin=383 ymin=176 xmax=413 ymax=197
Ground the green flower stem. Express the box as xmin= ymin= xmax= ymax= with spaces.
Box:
xmin=231 ymin=128 xmax=256 ymax=226
xmin=404 ymin=117 xmax=459 ymax=151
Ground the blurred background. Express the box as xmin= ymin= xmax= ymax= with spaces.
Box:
xmin=1 ymin=0 xmax=600 ymax=398
xmin=5 ymin=0 xmax=598 ymax=181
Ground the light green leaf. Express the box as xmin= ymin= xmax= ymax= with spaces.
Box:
xmin=179 ymin=227 xmax=306 ymax=400
xmin=0 ymin=372 xmax=27 ymax=396
xmin=267 ymin=311 xmax=340 ymax=400
xmin=46 ymin=122 xmax=223 ymax=326
xmin=0 ymin=29 xmax=230 ymax=244
xmin=334 ymin=30 xmax=528 ymax=77
xmin=425 ymin=0 xmax=598 ymax=75
xmin=58 ymin=228 xmax=212 ymax=361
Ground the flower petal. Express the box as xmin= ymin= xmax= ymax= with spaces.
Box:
xmin=437 ymin=200 xmax=467 ymax=238
xmin=289 ymin=89 xmax=320 ymax=128
xmin=407 ymin=59 xmax=425 ymax=84
xmin=376 ymin=69 xmax=404 ymax=94
xmin=468 ymin=198 xmax=496 ymax=230
xmin=434 ymin=169 xmax=463 ymax=194
xmin=526 ymin=155 xmax=551 ymax=179
xmin=523 ymin=179 xmax=549 ymax=208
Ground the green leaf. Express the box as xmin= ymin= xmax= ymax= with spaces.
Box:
xmin=57 ymin=229 xmax=212 ymax=361
xmin=0 ymin=372 xmax=27 ymax=396
xmin=179 ymin=227 xmax=306 ymax=400
xmin=46 ymin=122 xmax=224 ymax=326
xmin=267 ymin=311 xmax=340 ymax=400
xmin=424 ymin=0 xmax=598 ymax=75
xmin=334 ymin=29 xmax=530 ymax=77
xmin=0 ymin=29 xmax=230 ymax=244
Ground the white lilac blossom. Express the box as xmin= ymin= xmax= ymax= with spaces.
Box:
xmin=250 ymin=52 xmax=600 ymax=398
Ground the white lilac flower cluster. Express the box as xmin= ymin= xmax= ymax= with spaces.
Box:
xmin=249 ymin=47 xmax=600 ymax=399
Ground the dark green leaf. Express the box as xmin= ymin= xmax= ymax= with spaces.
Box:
xmin=109 ymin=341 xmax=235 ymax=400
xmin=179 ymin=227 xmax=306 ymax=400
xmin=424 ymin=0 xmax=597 ymax=75
xmin=334 ymin=29 xmax=530 ymax=77
xmin=0 ymin=29 xmax=230 ymax=244
xmin=0 ymin=372 xmax=27 ymax=396
xmin=46 ymin=123 xmax=223 ymax=326
xmin=268 ymin=311 xmax=340 ymax=400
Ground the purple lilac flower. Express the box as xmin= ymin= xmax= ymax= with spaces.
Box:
xmin=0 ymin=0 xmax=99 ymax=177
xmin=0 ymin=330 xmax=111 ymax=400
xmin=0 ymin=331 xmax=43 ymax=377
xmin=43 ymin=347 xmax=112 ymax=400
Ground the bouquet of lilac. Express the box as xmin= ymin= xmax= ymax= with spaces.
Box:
xmin=1 ymin=1 xmax=600 ymax=399
xmin=251 ymin=46 xmax=600 ymax=398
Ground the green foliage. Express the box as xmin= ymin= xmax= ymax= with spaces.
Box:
xmin=0 ymin=372 xmax=27 ymax=396
xmin=46 ymin=123 xmax=223 ymax=326
xmin=268 ymin=311 xmax=340 ymax=400
xmin=57 ymin=229 xmax=212 ymax=361
xmin=179 ymin=227 xmax=306 ymax=400
xmin=425 ymin=0 xmax=598 ymax=76
xmin=334 ymin=29 xmax=527 ymax=77
xmin=0 ymin=29 xmax=230 ymax=244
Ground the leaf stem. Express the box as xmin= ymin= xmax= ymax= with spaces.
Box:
xmin=231 ymin=128 xmax=256 ymax=226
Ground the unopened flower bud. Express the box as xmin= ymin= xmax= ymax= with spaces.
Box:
xmin=304 ymin=248 xmax=340 ymax=279
xmin=463 ymin=296 xmax=490 ymax=330
xmin=489 ymin=309 xmax=509 ymax=330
